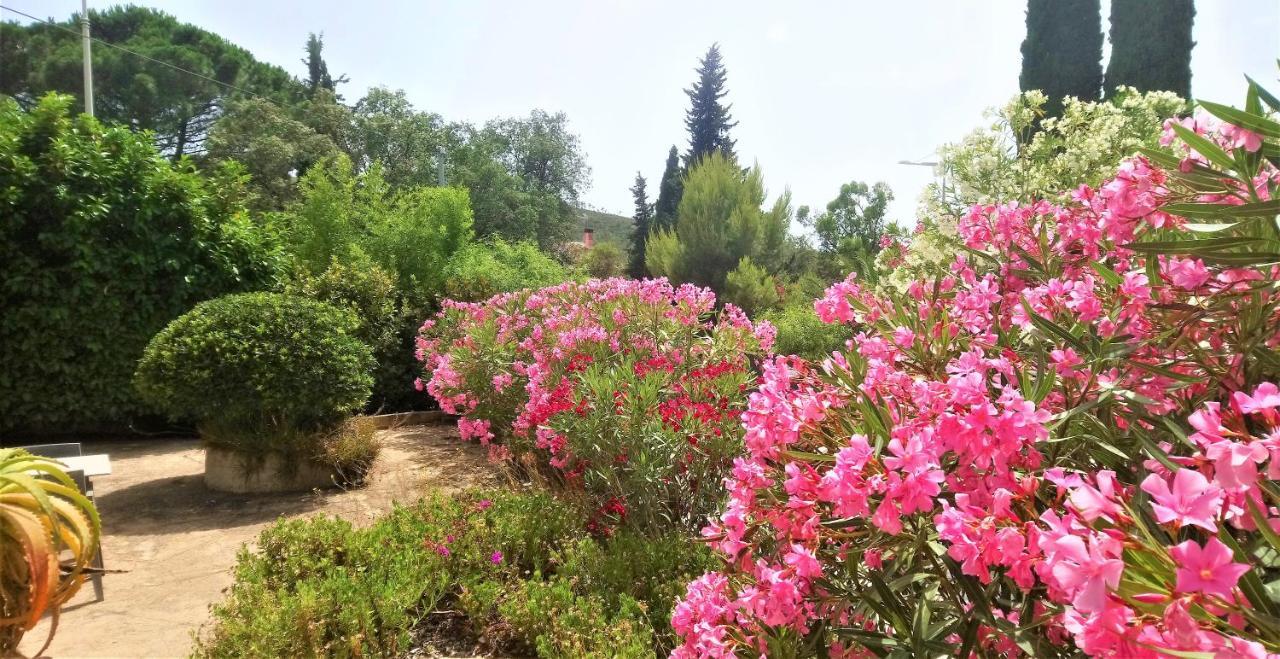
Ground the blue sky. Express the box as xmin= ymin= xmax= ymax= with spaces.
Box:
xmin=8 ymin=1 xmax=1279 ymax=222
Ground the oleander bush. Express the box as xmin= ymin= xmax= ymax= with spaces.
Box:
xmin=671 ymin=81 xmax=1280 ymax=658
xmin=0 ymin=94 xmax=281 ymax=434
xmin=418 ymin=278 xmax=774 ymax=534
xmin=134 ymin=292 xmax=374 ymax=456
xmin=194 ymin=489 xmax=713 ymax=658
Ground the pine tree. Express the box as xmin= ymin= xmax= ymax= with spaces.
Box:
xmin=684 ymin=44 xmax=738 ymax=168
xmin=1104 ymin=0 xmax=1194 ymax=99
xmin=303 ymin=32 xmax=349 ymax=98
xmin=652 ymin=146 xmax=683 ymax=231
xmin=628 ymin=173 xmax=653 ymax=278
xmin=1019 ymin=0 xmax=1104 ymax=119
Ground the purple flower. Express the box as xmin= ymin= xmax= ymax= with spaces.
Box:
xmin=490 ymin=551 xmax=503 ymax=565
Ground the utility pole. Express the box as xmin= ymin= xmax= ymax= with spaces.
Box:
xmin=81 ymin=0 xmax=94 ymax=116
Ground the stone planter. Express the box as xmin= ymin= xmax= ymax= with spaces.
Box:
xmin=204 ymin=445 xmax=339 ymax=493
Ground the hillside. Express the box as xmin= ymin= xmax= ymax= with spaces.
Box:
xmin=577 ymin=208 xmax=634 ymax=247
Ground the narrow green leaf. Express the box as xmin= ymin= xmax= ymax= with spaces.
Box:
xmin=1199 ymin=99 xmax=1280 ymax=139
xmin=1246 ymin=75 xmax=1280 ymax=113
xmin=1170 ymin=123 xmax=1238 ymax=171
xmin=1162 ymin=199 xmax=1280 ymax=219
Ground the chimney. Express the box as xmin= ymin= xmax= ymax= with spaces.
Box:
xmin=582 ymin=227 xmax=594 ymax=249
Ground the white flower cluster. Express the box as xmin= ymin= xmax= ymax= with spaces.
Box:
xmin=878 ymin=88 xmax=1186 ymax=291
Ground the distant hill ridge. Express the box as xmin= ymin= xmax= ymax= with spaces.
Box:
xmin=576 ymin=207 xmax=634 ymax=247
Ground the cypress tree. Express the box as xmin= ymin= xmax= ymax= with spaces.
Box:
xmin=303 ymin=32 xmax=349 ymax=98
xmin=1019 ymin=0 xmax=1104 ymax=118
xmin=652 ymin=146 xmax=683 ymax=231
xmin=1104 ymin=0 xmax=1195 ymax=99
xmin=628 ymin=173 xmax=654 ymax=278
xmin=684 ymin=44 xmax=738 ymax=167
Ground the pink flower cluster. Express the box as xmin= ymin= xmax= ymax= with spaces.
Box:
xmin=673 ymin=111 xmax=1280 ymax=657
xmin=418 ymin=277 xmax=773 ymax=532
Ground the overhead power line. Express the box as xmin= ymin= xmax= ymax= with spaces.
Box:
xmin=1 ymin=3 xmax=265 ymax=100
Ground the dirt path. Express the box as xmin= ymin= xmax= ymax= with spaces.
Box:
xmin=18 ymin=424 xmax=494 ymax=659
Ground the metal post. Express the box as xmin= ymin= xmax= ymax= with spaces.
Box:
xmin=81 ymin=0 xmax=93 ymax=116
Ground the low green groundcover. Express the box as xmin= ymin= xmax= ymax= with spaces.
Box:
xmin=193 ymin=488 xmax=713 ymax=658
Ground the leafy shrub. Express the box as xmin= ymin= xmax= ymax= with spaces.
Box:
xmin=318 ymin=418 xmax=380 ymax=485
xmin=275 ymin=156 xmax=473 ymax=303
xmin=722 ymin=256 xmax=782 ymax=316
xmin=419 ymin=278 xmax=773 ymax=534
xmin=194 ymin=515 xmax=450 ymax=658
xmin=0 ymin=94 xmax=280 ymax=433
xmin=197 ymin=488 xmax=703 ymax=657
xmin=134 ymin=292 xmax=373 ymax=450
xmin=554 ymin=531 xmax=715 ymax=652
xmin=759 ymin=300 xmax=851 ymax=361
xmin=673 ymin=82 xmax=1280 ymax=657
xmin=283 ymin=254 xmax=422 ymax=412
xmin=497 ymin=580 xmax=653 ymax=658
xmin=582 ymin=242 xmax=626 ymax=278
xmin=441 ymin=238 xmax=571 ymax=302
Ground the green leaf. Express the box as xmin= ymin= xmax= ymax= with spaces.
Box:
xmin=1247 ymin=75 xmax=1280 ymax=114
xmin=1135 ymin=146 xmax=1182 ymax=170
xmin=1128 ymin=236 xmax=1271 ymax=253
xmin=1162 ymin=199 xmax=1280 ymax=219
xmin=1019 ymin=299 xmax=1088 ymax=353
xmin=1170 ymin=123 xmax=1238 ymax=171
xmin=1198 ymin=99 xmax=1280 ymax=139
xmin=1217 ymin=529 xmax=1280 ymax=617
xmin=1089 ymin=261 xmax=1123 ymax=287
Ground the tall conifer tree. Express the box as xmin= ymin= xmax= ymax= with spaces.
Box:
xmin=684 ymin=44 xmax=738 ymax=167
xmin=303 ymin=33 xmax=349 ymax=99
xmin=1019 ymin=0 xmax=1104 ymax=119
xmin=628 ymin=173 xmax=653 ymax=278
xmin=1104 ymin=0 xmax=1195 ymax=99
xmin=652 ymin=146 xmax=683 ymax=231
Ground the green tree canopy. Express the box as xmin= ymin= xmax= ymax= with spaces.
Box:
xmin=206 ymin=97 xmax=341 ymax=210
xmin=1104 ymin=0 xmax=1195 ymax=99
xmin=1 ymin=5 xmax=302 ymax=158
xmin=805 ymin=180 xmax=894 ymax=279
xmin=1019 ymin=0 xmax=1104 ymax=119
xmin=645 ymin=153 xmax=789 ymax=296
xmin=684 ymin=44 xmax=737 ymax=167
xmin=276 ymin=155 xmax=473 ymax=303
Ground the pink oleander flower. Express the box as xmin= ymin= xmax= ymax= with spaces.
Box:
xmin=1220 ymin=123 xmax=1263 ymax=152
xmin=1169 ymin=537 xmax=1250 ymax=600
xmin=1139 ymin=468 xmax=1224 ymax=532
xmin=1233 ymin=382 xmax=1280 ymax=415
xmin=1049 ymin=534 xmax=1125 ymax=613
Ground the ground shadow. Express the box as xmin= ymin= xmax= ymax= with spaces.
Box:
xmin=95 ymin=472 xmax=327 ymax=536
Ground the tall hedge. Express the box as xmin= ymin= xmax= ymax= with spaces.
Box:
xmin=1104 ymin=0 xmax=1195 ymax=99
xmin=0 ymin=94 xmax=280 ymax=434
xmin=1019 ymin=0 xmax=1104 ymax=119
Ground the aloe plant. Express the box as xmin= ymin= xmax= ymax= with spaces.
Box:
xmin=0 ymin=448 xmax=101 ymax=656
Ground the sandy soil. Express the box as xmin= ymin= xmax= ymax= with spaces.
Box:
xmin=16 ymin=424 xmax=495 ymax=659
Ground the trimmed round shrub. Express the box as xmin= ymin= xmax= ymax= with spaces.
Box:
xmin=134 ymin=292 xmax=374 ymax=444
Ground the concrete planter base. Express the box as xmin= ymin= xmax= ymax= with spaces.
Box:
xmin=204 ymin=445 xmax=338 ymax=493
